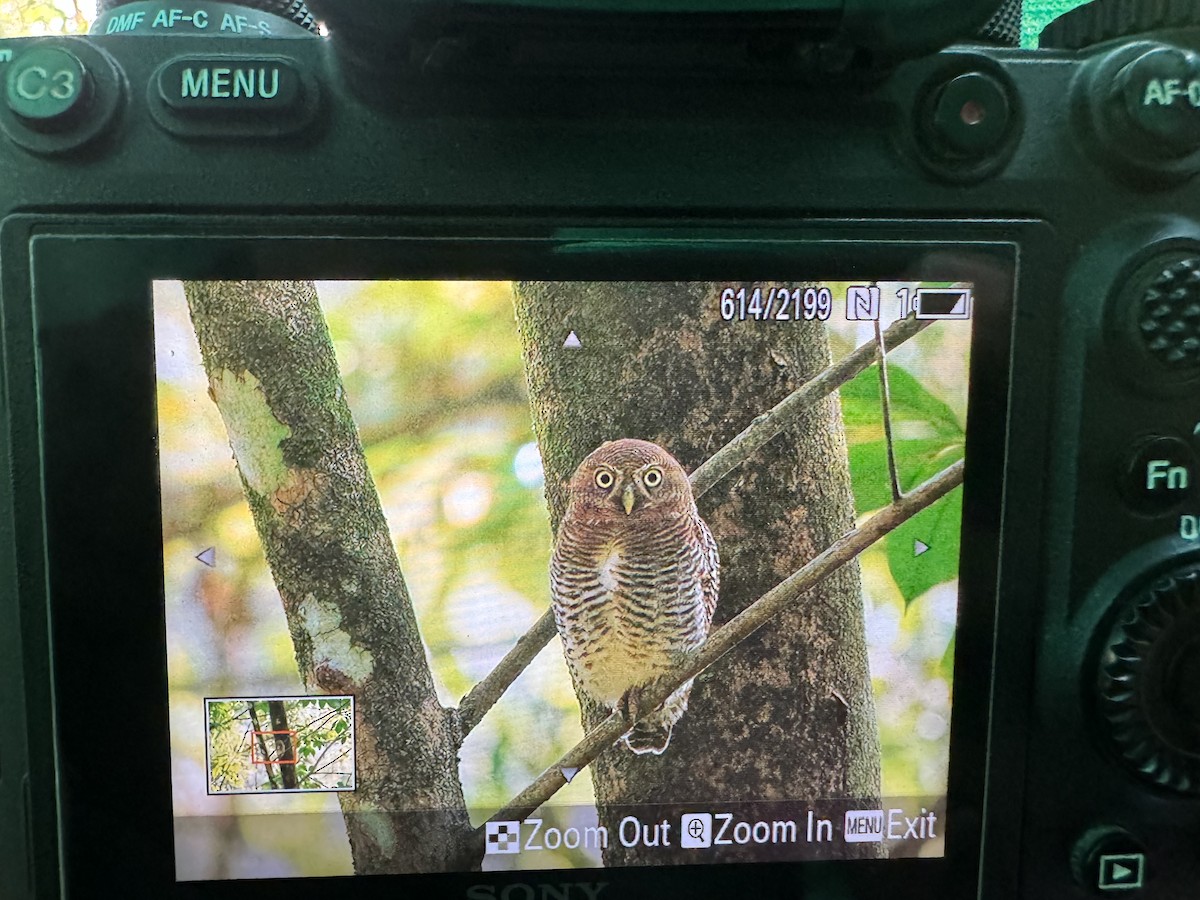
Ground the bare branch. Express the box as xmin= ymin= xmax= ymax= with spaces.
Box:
xmin=481 ymin=459 xmax=964 ymax=829
xmin=689 ymin=313 xmax=929 ymax=498
xmin=874 ymin=319 xmax=903 ymax=504
xmin=458 ymin=610 xmax=558 ymax=735
xmin=455 ymin=313 xmax=933 ymax=737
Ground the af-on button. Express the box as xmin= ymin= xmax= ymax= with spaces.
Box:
xmin=1074 ymin=40 xmax=1200 ymax=182
xmin=1114 ymin=46 xmax=1200 ymax=158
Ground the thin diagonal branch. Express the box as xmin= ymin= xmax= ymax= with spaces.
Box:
xmin=455 ymin=313 xmax=932 ymax=737
xmin=875 ymin=319 xmax=903 ymax=504
xmin=688 ymin=313 xmax=929 ymax=498
xmin=458 ymin=610 xmax=558 ymax=734
xmin=480 ymin=458 xmax=964 ymax=830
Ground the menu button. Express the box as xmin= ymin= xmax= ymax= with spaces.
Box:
xmin=158 ymin=57 xmax=302 ymax=114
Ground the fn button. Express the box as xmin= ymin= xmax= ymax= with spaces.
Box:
xmin=1122 ymin=436 xmax=1196 ymax=513
xmin=1118 ymin=436 xmax=1195 ymax=513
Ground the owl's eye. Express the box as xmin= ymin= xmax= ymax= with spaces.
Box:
xmin=643 ymin=467 xmax=663 ymax=488
xmin=594 ymin=469 xmax=615 ymax=489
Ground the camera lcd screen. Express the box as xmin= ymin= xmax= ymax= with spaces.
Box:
xmin=154 ymin=278 xmax=973 ymax=880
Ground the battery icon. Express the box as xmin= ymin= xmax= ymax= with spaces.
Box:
xmin=915 ymin=288 xmax=972 ymax=320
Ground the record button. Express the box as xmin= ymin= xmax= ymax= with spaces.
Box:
xmin=928 ymin=71 xmax=1013 ymax=157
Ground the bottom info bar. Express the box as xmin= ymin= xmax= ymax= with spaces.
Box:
xmin=483 ymin=799 xmax=941 ymax=865
xmin=677 ymin=807 xmax=938 ymax=848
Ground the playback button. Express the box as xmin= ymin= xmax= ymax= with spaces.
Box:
xmin=1121 ymin=436 xmax=1196 ymax=514
xmin=1072 ymin=827 xmax=1148 ymax=894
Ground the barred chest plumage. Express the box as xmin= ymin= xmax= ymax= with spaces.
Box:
xmin=552 ymin=510 xmax=711 ymax=706
xmin=550 ymin=438 xmax=720 ymax=754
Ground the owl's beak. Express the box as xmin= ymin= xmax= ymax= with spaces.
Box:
xmin=621 ymin=483 xmax=636 ymax=515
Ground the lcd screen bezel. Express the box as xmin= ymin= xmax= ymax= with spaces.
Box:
xmin=27 ymin=226 xmax=1016 ymax=900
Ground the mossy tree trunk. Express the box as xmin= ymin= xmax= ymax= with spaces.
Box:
xmin=185 ymin=281 xmax=477 ymax=874
xmin=513 ymin=281 xmax=882 ymax=865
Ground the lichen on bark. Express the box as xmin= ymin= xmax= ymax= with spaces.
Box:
xmin=185 ymin=281 xmax=477 ymax=874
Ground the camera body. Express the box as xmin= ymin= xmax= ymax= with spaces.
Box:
xmin=2 ymin=1 xmax=1199 ymax=897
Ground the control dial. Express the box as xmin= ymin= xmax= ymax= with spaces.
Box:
xmin=90 ymin=1 xmax=319 ymax=36
xmin=1135 ymin=255 xmax=1200 ymax=372
xmin=1097 ymin=566 xmax=1200 ymax=794
xmin=1040 ymin=0 xmax=1200 ymax=51
xmin=1106 ymin=246 xmax=1200 ymax=388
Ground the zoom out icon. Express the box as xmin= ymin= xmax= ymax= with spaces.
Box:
xmin=485 ymin=820 xmax=522 ymax=855
xmin=680 ymin=813 xmax=713 ymax=848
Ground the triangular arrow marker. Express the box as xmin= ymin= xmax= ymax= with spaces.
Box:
xmin=563 ymin=331 xmax=582 ymax=350
xmin=913 ymin=540 xmax=930 ymax=557
xmin=561 ymin=766 xmax=579 ymax=783
xmin=195 ymin=547 xmax=217 ymax=568
xmin=1113 ymin=864 xmax=1132 ymax=881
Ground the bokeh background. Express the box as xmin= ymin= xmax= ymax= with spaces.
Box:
xmin=157 ymin=280 xmax=968 ymax=877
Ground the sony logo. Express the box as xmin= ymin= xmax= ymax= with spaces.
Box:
xmin=466 ymin=883 xmax=608 ymax=900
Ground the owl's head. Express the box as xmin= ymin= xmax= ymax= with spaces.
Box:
xmin=567 ymin=438 xmax=694 ymax=519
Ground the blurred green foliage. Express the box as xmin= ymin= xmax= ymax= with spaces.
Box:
xmin=0 ymin=0 xmax=91 ymax=36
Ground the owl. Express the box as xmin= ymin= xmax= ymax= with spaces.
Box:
xmin=551 ymin=438 xmax=719 ymax=755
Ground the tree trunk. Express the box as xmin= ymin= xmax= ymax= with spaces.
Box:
xmin=247 ymin=704 xmax=279 ymax=790
xmin=513 ymin=281 xmax=882 ymax=865
xmin=267 ymin=700 xmax=299 ymax=789
xmin=185 ymin=281 xmax=477 ymax=874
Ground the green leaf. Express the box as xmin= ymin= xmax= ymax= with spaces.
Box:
xmin=885 ymin=488 xmax=962 ymax=608
xmin=849 ymin=438 xmax=963 ymax=514
xmin=841 ymin=364 xmax=963 ymax=440
xmin=879 ymin=435 xmax=966 ymax=607
xmin=939 ymin=635 xmax=956 ymax=682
